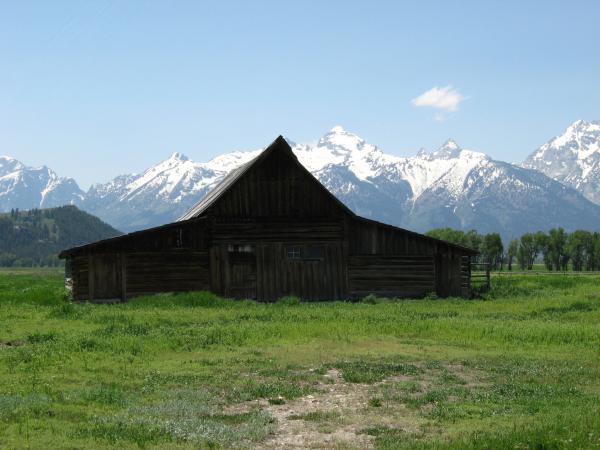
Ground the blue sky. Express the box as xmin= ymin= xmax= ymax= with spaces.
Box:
xmin=1 ymin=0 xmax=599 ymax=188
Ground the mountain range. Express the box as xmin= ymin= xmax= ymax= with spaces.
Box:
xmin=2 ymin=120 xmax=600 ymax=239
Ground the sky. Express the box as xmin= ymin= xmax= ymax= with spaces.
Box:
xmin=1 ymin=0 xmax=599 ymax=189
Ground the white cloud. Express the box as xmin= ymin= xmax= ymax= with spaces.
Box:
xmin=411 ymin=85 xmax=465 ymax=112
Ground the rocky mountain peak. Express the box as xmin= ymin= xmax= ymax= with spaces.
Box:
xmin=430 ymin=139 xmax=462 ymax=159
xmin=0 ymin=155 xmax=26 ymax=175
xmin=167 ymin=152 xmax=189 ymax=162
xmin=318 ymin=126 xmax=368 ymax=152
xmin=523 ymin=119 xmax=600 ymax=205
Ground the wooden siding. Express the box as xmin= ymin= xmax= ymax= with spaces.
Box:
xmin=206 ymin=148 xmax=347 ymax=219
xmin=348 ymin=218 xmax=438 ymax=255
xmin=348 ymin=218 xmax=471 ymax=297
xmin=125 ymin=251 xmax=209 ymax=297
xmin=89 ymin=253 xmax=122 ymax=300
xmin=210 ymin=219 xmax=344 ymax=243
xmin=348 ymin=255 xmax=435 ymax=298
xmin=257 ymin=242 xmax=346 ymax=301
xmin=209 ymin=241 xmax=346 ymax=301
xmin=69 ymin=250 xmax=209 ymax=301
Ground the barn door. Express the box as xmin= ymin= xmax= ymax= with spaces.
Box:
xmin=226 ymin=245 xmax=257 ymax=299
xmin=89 ymin=253 xmax=122 ymax=301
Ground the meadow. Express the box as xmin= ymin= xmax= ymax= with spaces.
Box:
xmin=0 ymin=268 xmax=599 ymax=449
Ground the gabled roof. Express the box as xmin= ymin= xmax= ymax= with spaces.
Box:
xmin=178 ymin=135 xmax=355 ymax=220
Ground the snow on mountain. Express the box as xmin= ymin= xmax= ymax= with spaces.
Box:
xmin=0 ymin=155 xmax=84 ymax=211
xmin=524 ymin=119 xmax=600 ymax=204
xmin=299 ymin=131 xmax=600 ymax=237
xmin=81 ymin=149 xmax=261 ymax=230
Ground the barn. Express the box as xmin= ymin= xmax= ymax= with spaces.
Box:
xmin=59 ymin=136 xmax=477 ymax=302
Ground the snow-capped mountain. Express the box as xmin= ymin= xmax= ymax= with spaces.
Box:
xmin=3 ymin=125 xmax=600 ymax=238
xmin=0 ymin=156 xmax=84 ymax=211
xmin=81 ymin=150 xmax=260 ymax=230
xmin=302 ymin=129 xmax=600 ymax=237
xmin=524 ymin=119 xmax=600 ymax=204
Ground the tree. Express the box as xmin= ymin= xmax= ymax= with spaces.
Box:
xmin=583 ymin=232 xmax=596 ymax=271
xmin=426 ymin=228 xmax=469 ymax=247
xmin=507 ymin=239 xmax=519 ymax=271
xmin=533 ymin=231 xmax=552 ymax=270
xmin=567 ymin=230 xmax=591 ymax=271
xmin=592 ymin=233 xmax=600 ymax=271
xmin=518 ymin=233 xmax=539 ymax=270
xmin=547 ymin=228 xmax=568 ymax=271
xmin=465 ymin=230 xmax=483 ymax=259
xmin=482 ymin=233 xmax=503 ymax=270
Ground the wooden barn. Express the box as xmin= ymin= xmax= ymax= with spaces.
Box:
xmin=59 ymin=136 xmax=477 ymax=302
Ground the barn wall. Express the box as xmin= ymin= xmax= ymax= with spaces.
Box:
xmin=348 ymin=218 xmax=438 ymax=255
xmin=209 ymin=220 xmax=347 ymax=301
xmin=66 ymin=216 xmax=472 ymax=301
xmin=66 ymin=219 xmax=211 ymax=301
xmin=257 ymin=242 xmax=346 ymax=301
xmin=436 ymin=249 xmax=472 ymax=298
xmin=347 ymin=218 xmax=471 ymax=298
xmin=348 ymin=255 xmax=435 ymax=298
xmin=125 ymin=251 xmax=209 ymax=297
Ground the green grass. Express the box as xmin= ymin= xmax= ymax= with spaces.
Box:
xmin=1 ymin=268 xmax=599 ymax=448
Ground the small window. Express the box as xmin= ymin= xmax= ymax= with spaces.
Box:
xmin=286 ymin=246 xmax=302 ymax=259
xmin=285 ymin=245 xmax=324 ymax=261
xmin=228 ymin=244 xmax=255 ymax=253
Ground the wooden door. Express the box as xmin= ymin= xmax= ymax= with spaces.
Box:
xmin=89 ymin=253 xmax=122 ymax=301
xmin=256 ymin=242 xmax=347 ymax=301
xmin=226 ymin=245 xmax=257 ymax=299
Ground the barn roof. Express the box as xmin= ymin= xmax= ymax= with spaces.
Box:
xmin=58 ymin=217 xmax=206 ymax=258
xmin=178 ymin=135 xmax=356 ymax=220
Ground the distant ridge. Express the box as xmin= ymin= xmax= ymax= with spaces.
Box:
xmin=0 ymin=205 xmax=121 ymax=266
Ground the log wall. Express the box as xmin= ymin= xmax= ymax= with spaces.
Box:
xmin=348 ymin=255 xmax=435 ymax=298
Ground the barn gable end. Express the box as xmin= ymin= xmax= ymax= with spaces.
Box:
xmin=180 ymin=136 xmax=354 ymax=221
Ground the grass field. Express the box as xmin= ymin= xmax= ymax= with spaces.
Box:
xmin=1 ymin=269 xmax=599 ymax=449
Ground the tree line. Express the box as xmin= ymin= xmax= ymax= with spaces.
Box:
xmin=0 ymin=206 xmax=120 ymax=267
xmin=426 ymin=227 xmax=600 ymax=271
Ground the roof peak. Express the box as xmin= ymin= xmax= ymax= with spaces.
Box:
xmin=178 ymin=134 xmax=352 ymax=221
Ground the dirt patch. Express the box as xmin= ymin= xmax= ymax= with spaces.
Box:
xmin=445 ymin=363 xmax=489 ymax=389
xmin=223 ymin=362 xmax=487 ymax=448
xmin=0 ymin=340 xmax=25 ymax=349
xmin=227 ymin=369 xmax=422 ymax=449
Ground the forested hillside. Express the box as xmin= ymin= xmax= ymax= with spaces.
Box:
xmin=0 ymin=205 xmax=121 ymax=266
